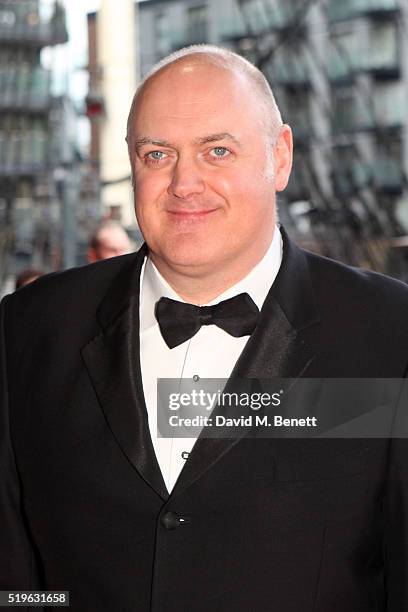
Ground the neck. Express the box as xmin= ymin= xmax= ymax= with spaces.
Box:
xmin=150 ymin=236 xmax=274 ymax=305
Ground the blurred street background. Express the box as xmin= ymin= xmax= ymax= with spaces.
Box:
xmin=1 ymin=0 xmax=408 ymax=296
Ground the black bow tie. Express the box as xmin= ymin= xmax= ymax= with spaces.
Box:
xmin=155 ymin=293 xmax=259 ymax=349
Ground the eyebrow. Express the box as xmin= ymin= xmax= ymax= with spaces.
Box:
xmin=195 ymin=132 xmax=242 ymax=147
xmin=134 ymin=137 xmax=174 ymax=149
xmin=134 ymin=132 xmax=242 ymax=150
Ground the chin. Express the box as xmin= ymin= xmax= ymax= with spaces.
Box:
xmin=160 ymin=240 xmax=221 ymax=271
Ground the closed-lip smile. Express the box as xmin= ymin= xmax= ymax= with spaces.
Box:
xmin=166 ymin=208 xmax=218 ymax=217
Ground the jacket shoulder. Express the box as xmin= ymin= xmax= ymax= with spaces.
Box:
xmin=302 ymin=249 xmax=408 ymax=358
xmin=304 ymin=249 xmax=408 ymax=307
xmin=1 ymin=252 xmax=141 ymax=328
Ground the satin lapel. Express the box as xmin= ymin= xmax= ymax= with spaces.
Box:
xmin=81 ymin=246 xmax=169 ymax=501
xmin=172 ymin=228 xmax=320 ymax=498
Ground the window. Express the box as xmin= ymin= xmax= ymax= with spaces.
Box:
xmin=373 ymin=137 xmax=403 ymax=191
xmin=241 ymin=0 xmax=298 ymax=32
xmin=374 ymin=81 xmax=405 ymax=127
xmin=272 ymin=44 xmax=309 ymax=86
xmin=327 ymin=0 xmax=356 ymax=22
xmin=332 ymin=87 xmax=373 ymax=133
xmin=0 ymin=9 xmax=15 ymax=27
xmin=155 ymin=12 xmax=172 ymax=56
xmin=362 ymin=21 xmax=398 ymax=71
xmin=186 ymin=5 xmax=208 ymax=44
xmin=332 ymin=145 xmax=370 ymax=195
xmin=328 ymin=27 xmax=359 ymax=79
xmin=284 ymin=90 xmax=312 ymax=140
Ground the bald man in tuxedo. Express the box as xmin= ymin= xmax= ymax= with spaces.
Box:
xmin=1 ymin=45 xmax=408 ymax=611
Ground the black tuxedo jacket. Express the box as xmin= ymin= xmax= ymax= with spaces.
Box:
xmin=1 ymin=228 xmax=408 ymax=611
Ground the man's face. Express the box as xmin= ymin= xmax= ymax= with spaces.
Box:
xmin=128 ymin=60 xmax=292 ymax=276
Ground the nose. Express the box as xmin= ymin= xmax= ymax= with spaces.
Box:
xmin=168 ymin=156 xmax=205 ymax=199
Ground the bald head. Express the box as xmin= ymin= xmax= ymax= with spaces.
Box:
xmin=125 ymin=43 xmax=293 ymax=302
xmin=87 ymin=220 xmax=131 ymax=262
xmin=126 ymin=45 xmax=283 ymax=151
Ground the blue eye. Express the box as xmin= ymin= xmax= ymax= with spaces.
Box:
xmin=212 ymin=147 xmax=229 ymax=157
xmin=147 ymin=151 xmax=166 ymax=160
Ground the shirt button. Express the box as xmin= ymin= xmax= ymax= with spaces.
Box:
xmin=193 ymin=374 xmax=200 ymax=382
xmin=181 ymin=451 xmax=190 ymax=460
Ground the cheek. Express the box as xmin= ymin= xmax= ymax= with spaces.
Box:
xmin=134 ymin=173 xmax=167 ymax=218
xmin=135 ymin=170 xmax=165 ymax=197
xmin=211 ymin=173 xmax=251 ymax=207
xmin=216 ymin=173 xmax=273 ymax=218
xmin=239 ymin=189 xmax=275 ymax=240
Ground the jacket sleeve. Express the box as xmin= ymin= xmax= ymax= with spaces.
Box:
xmin=384 ymin=376 xmax=408 ymax=610
xmin=0 ymin=295 xmax=44 ymax=600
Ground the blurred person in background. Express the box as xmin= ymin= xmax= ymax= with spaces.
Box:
xmin=87 ymin=219 xmax=132 ymax=262
xmin=15 ymin=268 xmax=44 ymax=290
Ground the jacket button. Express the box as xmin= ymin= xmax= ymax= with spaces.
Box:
xmin=161 ymin=511 xmax=181 ymax=530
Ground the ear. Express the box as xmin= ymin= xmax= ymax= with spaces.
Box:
xmin=273 ymin=124 xmax=293 ymax=192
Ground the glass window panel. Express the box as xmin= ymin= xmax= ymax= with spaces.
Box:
xmin=186 ymin=5 xmax=208 ymax=43
xmin=328 ymin=28 xmax=359 ymax=78
xmin=362 ymin=22 xmax=398 ymax=70
xmin=355 ymin=0 xmax=399 ymax=12
xmin=374 ymin=81 xmax=405 ymax=126
xmin=272 ymin=45 xmax=308 ymax=85
xmin=327 ymin=0 xmax=356 ymax=21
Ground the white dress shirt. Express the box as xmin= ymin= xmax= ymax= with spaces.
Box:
xmin=139 ymin=227 xmax=283 ymax=493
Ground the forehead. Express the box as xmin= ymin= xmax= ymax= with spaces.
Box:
xmin=131 ymin=61 xmax=264 ymax=141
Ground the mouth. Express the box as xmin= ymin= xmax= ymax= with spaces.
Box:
xmin=166 ymin=208 xmax=219 ymax=219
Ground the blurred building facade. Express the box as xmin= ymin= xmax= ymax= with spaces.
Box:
xmin=0 ymin=0 xmax=74 ymax=291
xmin=86 ymin=0 xmax=138 ymax=229
xmin=84 ymin=0 xmax=408 ymax=278
xmin=136 ymin=0 xmax=408 ymax=280
xmin=138 ymin=0 xmax=244 ymax=74
xmin=235 ymin=0 xmax=408 ymax=278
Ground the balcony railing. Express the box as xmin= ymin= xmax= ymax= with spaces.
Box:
xmin=373 ymin=84 xmax=406 ymax=128
xmin=288 ymin=113 xmax=313 ymax=143
xmin=359 ymin=50 xmax=400 ymax=78
xmin=354 ymin=0 xmax=400 ymax=18
xmin=218 ymin=22 xmax=247 ymax=41
xmin=327 ymin=0 xmax=358 ymax=22
xmin=0 ymin=20 xmax=67 ymax=46
xmin=372 ymin=157 xmax=403 ymax=192
xmin=0 ymin=67 xmax=51 ymax=112
xmin=272 ymin=57 xmax=310 ymax=88
xmin=0 ymin=130 xmax=48 ymax=176
xmin=332 ymin=100 xmax=375 ymax=134
xmin=328 ymin=42 xmax=400 ymax=81
xmin=0 ymin=0 xmax=68 ymax=47
xmin=331 ymin=151 xmax=403 ymax=195
xmin=327 ymin=0 xmax=399 ymax=21
xmin=239 ymin=0 xmax=301 ymax=34
xmin=332 ymin=159 xmax=371 ymax=195
xmin=327 ymin=48 xmax=357 ymax=82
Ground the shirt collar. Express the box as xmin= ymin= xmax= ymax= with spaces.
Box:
xmin=140 ymin=226 xmax=283 ymax=333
